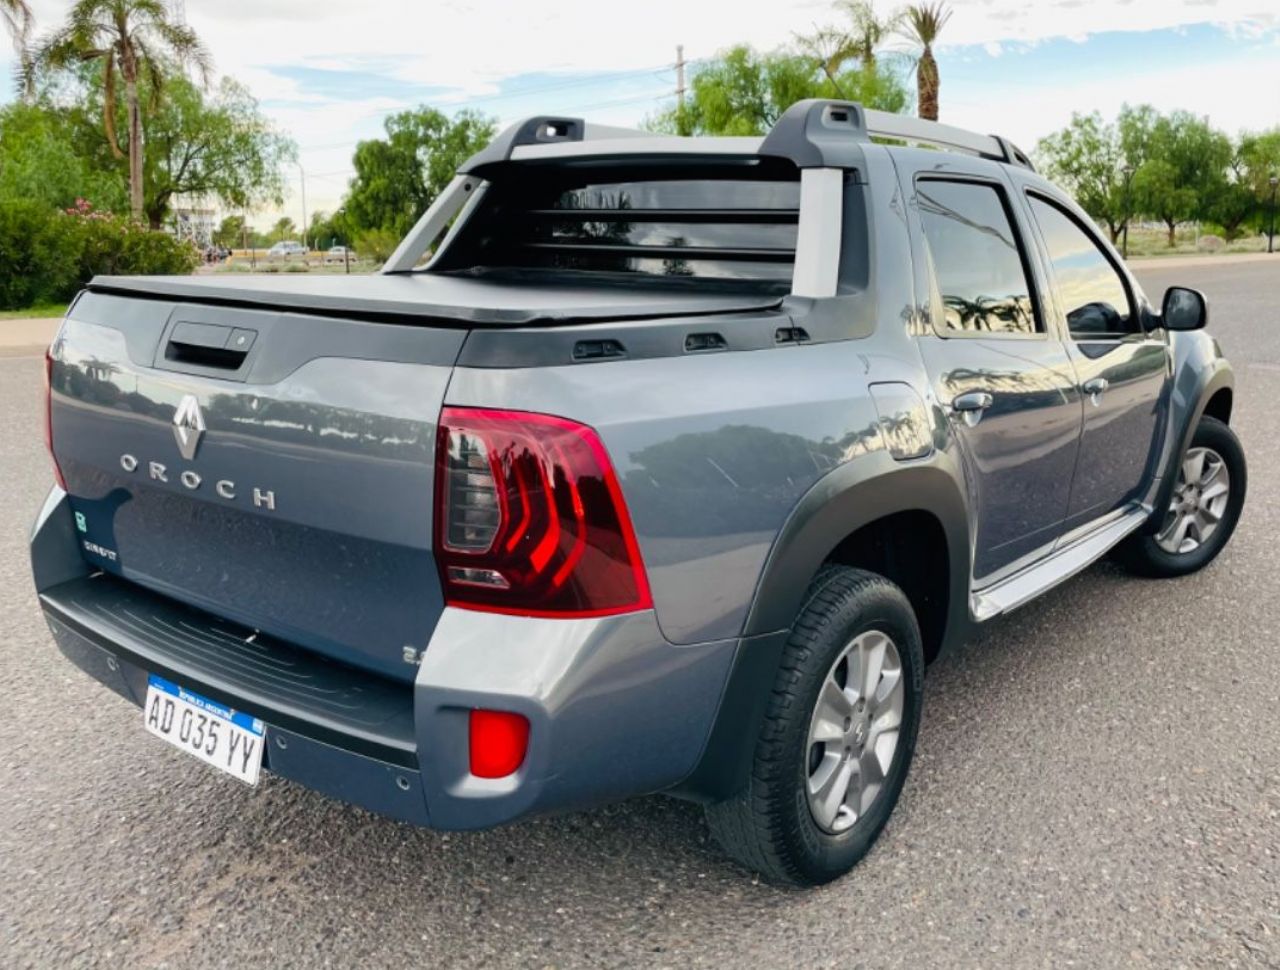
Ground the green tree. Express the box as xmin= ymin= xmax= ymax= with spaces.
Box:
xmin=1116 ymin=103 xmax=1158 ymax=165
xmin=270 ymin=216 xmax=295 ymax=242
xmin=1132 ymin=159 xmax=1195 ymax=246
xmin=1238 ymin=130 xmax=1280 ymax=193
xmin=1131 ymin=111 xmax=1231 ymax=245
xmin=1036 ymin=112 xmax=1130 ymax=241
xmin=650 ymin=44 xmax=908 ymax=137
xmin=354 ymin=227 xmax=400 ymax=263
xmin=901 ymin=2 xmax=951 ymax=121
xmin=0 ymin=101 xmax=127 ymax=210
xmin=213 ymin=214 xmax=245 ymax=248
xmin=344 ymin=107 xmax=495 ymax=238
xmin=308 ymin=209 xmax=351 ymax=249
xmin=1206 ymin=142 xmax=1259 ymax=241
xmin=135 ymin=75 xmax=294 ymax=228
xmin=28 ymin=0 xmax=210 ymax=221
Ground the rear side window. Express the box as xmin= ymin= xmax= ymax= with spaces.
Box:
xmin=917 ymin=179 xmax=1038 ymax=336
xmin=438 ymin=160 xmax=801 ymax=289
xmin=1026 ymin=195 xmax=1137 ymax=338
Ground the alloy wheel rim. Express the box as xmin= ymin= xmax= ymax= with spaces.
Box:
xmin=1155 ymin=446 xmax=1230 ymax=555
xmin=804 ymin=630 xmax=905 ymax=835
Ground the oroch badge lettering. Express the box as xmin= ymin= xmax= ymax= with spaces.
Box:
xmin=172 ymin=394 xmax=206 ymax=460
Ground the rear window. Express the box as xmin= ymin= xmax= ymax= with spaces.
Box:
xmin=437 ymin=159 xmax=800 ymax=289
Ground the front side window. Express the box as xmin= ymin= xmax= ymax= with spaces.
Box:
xmin=917 ymin=179 xmax=1038 ymax=336
xmin=1027 ymin=195 xmax=1136 ymax=338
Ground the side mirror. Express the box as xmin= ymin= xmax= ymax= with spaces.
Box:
xmin=1162 ymin=286 xmax=1207 ymax=331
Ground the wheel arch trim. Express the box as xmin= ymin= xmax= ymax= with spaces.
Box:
xmin=671 ymin=453 xmax=972 ymax=802
xmin=1146 ymin=350 xmax=1234 ymax=535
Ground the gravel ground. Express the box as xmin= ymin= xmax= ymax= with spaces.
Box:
xmin=1 ymin=260 xmax=1278 ymax=968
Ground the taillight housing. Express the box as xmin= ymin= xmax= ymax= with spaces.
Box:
xmin=434 ymin=407 xmax=652 ymax=618
xmin=44 ymin=346 xmax=67 ymax=491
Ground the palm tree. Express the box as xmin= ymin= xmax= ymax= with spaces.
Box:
xmin=2 ymin=0 xmax=31 ymax=48
xmin=836 ymin=1 xmax=902 ymax=71
xmin=1 ymin=0 xmax=30 ymax=44
xmin=27 ymin=0 xmax=210 ymax=222
xmin=901 ymin=2 xmax=951 ymax=121
xmin=794 ymin=26 xmax=855 ymax=94
xmin=3 ymin=0 xmax=33 ymax=92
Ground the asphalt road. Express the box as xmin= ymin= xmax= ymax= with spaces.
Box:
xmin=2 ymin=259 xmax=1278 ymax=969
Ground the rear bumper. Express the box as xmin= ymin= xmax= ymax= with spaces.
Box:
xmin=32 ymin=489 xmax=737 ymax=829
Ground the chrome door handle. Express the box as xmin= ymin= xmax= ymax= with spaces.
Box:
xmin=950 ymin=391 xmax=994 ymax=412
xmin=1082 ymin=377 xmax=1109 ymax=405
xmin=948 ymin=391 xmax=994 ymax=426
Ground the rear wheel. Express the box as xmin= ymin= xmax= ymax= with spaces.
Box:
xmin=705 ymin=567 xmax=924 ymax=886
xmin=1113 ymin=415 xmax=1246 ymax=578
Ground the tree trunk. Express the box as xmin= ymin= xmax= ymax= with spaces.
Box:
xmin=917 ymin=47 xmax=939 ymax=121
xmin=125 ymin=79 xmax=144 ymax=222
xmin=1165 ymin=220 xmax=1176 ymax=247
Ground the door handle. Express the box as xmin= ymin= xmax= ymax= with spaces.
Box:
xmin=948 ymin=391 xmax=994 ymax=426
xmin=950 ymin=391 xmax=994 ymax=412
xmin=1082 ymin=377 xmax=1109 ymax=406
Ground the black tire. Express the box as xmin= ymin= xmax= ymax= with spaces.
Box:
xmin=1112 ymin=415 xmax=1246 ymax=578
xmin=704 ymin=567 xmax=924 ymax=886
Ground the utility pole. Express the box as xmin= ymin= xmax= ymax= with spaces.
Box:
xmin=673 ymin=45 xmax=691 ymax=136
xmin=1122 ymin=164 xmax=1134 ymax=260
xmin=676 ymin=45 xmax=686 ymax=109
xmin=298 ymin=162 xmax=308 ymax=253
xmin=1270 ymin=174 xmax=1278 ymax=255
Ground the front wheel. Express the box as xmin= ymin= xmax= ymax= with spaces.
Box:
xmin=704 ymin=567 xmax=924 ymax=886
xmin=1112 ymin=414 xmax=1246 ymax=578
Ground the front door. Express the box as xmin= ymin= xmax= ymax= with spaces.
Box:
xmin=906 ymin=171 xmax=1084 ymax=584
xmin=1021 ymin=192 xmax=1169 ymax=532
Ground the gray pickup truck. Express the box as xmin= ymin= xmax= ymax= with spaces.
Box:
xmin=31 ymin=100 xmax=1245 ymax=886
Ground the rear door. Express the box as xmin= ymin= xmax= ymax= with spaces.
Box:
xmin=50 ymin=292 xmax=466 ymax=682
xmin=1018 ymin=189 xmax=1170 ymax=532
xmin=901 ymin=159 xmax=1084 ymax=584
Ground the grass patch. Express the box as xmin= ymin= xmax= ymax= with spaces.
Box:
xmin=0 ymin=303 xmax=68 ymax=320
xmin=1119 ymin=226 xmax=1270 ymax=259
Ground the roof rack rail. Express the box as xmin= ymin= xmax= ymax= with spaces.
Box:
xmin=762 ymin=99 xmax=1035 ymax=172
xmin=457 ymin=100 xmax=1034 ymax=175
xmin=460 ymin=116 xmax=649 ymax=172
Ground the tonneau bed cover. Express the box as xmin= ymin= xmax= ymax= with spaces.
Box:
xmin=87 ymin=272 xmax=784 ymax=326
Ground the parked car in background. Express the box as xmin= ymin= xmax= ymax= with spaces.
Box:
xmin=323 ymin=245 xmax=356 ymax=265
xmin=33 ymin=100 xmax=1245 ymax=887
xmin=267 ymin=240 xmax=307 ymax=259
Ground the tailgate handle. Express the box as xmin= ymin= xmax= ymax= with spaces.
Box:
xmin=165 ymin=322 xmax=255 ymax=371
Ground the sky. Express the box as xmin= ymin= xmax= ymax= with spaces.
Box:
xmin=3 ymin=0 xmax=1279 ymax=228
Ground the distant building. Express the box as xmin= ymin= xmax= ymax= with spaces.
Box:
xmin=172 ymin=206 xmax=217 ymax=248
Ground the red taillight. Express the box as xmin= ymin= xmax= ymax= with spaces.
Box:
xmin=44 ymin=347 xmax=67 ymax=491
xmin=434 ymin=407 xmax=652 ymax=618
xmin=469 ymin=709 xmax=530 ymax=778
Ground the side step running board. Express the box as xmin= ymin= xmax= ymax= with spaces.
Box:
xmin=971 ymin=507 xmax=1149 ymax=621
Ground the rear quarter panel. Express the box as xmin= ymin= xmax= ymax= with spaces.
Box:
xmin=445 ymin=147 xmax=948 ymax=645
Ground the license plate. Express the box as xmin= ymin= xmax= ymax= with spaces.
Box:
xmin=143 ymin=674 xmax=265 ymax=785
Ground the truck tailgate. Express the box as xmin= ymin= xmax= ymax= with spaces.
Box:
xmin=48 ymin=291 xmax=465 ymax=683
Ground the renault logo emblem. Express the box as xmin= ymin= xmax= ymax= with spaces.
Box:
xmin=172 ymin=394 xmax=205 ymax=460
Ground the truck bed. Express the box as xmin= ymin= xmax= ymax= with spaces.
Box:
xmin=87 ymin=271 xmax=784 ymax=326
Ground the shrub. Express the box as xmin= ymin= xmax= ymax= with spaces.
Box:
xmin=0 ymin=200 xmax=200 ymax=310
xmin=354 ymin=227 xmax=400 ymax=264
